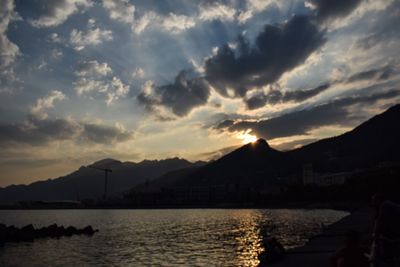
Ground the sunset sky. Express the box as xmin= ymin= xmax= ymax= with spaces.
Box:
xmin=0 ymin=0 xmax=399 ymax=186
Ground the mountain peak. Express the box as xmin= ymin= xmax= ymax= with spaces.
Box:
xmin=255 ymin=138 xmax=269 ymax=147
xmin=242 ymin=138 xmax=271 ymax=151
xmin=90 ymin=158 xmax=121 ymax=168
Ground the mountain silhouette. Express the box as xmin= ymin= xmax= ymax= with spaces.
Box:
xmin=290 ymin=104 xmax=400 ymax=172
xmin=0 ymin=158 xmax=205 ymax=203
xmin=132 ymin=104 xmax=400 ymax=193
xmin=134 ymin=139 xmax=296 ymax=193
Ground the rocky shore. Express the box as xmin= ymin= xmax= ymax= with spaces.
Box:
xmin=0 ymin=223 xmax=98 ymax=244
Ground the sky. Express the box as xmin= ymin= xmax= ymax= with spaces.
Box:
xmin=0 ymin=0 xmax=399 ymax=187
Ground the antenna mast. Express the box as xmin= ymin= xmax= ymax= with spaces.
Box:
xmin=88 ymin=166 xmax=112 ymax=200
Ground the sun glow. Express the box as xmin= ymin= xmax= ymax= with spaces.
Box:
xmin=237 ymin=129 xmax=258 ymax=144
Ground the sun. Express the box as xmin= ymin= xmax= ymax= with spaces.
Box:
xmin=237 ymin=130 xmax=258 ymax=144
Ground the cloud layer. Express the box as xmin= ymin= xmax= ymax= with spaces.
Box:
xmin=0 ymin=115 xmax=133 ymax=146
xmin=218 ymin=89 xmax=400 ymax=140
xmin=30 ymin=0 xmax=92 ymax=28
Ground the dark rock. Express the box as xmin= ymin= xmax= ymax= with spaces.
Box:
xmin=80 ymin=225 xmax=98 ymax=235
xmin=0 ymin=223 xmax=98 ymax=243
xmin=65 ymin=226 xmax=78 ymax=236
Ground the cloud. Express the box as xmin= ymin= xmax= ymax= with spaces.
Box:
xmin=0 ymin=116 xmax=81 ymax=145
xmin=356 ymin=1 xmax=400 ymax=49
xmin=49 ymin=33 xmax=61 ymax=43
xmin=204 ymin=15 xmax=326 ymax=98
xmin=131 ymin=12 xmax=156 ymax=34
xmin=0 ymin=68 xmax=21 ymax=93
xmin=50 ymin=49 xmax=64 ymax=59
xmin=73 ymin=60 xmax=129 ymax=104
xmin=162 ymin=13 xmax=196 ymax=34
xmin=132 ymin=0 xmax=381 ymax=114
xmin=243 ymin=63 xmax=397 ymax=110
xmin=0 ymin=0 xmax=21 ymax=69
xmin=0 ymin=115 xmax=133 ymax=146
xmin=0 ymin=0 xmax=22 ymax=94
xmin=75 ymin=60 xmax=112 ymax=77
xmin=272 ymin=138 xmax=318 ymax=151
xmin=237 ymin=0 xmax=276 ymax=24
xmin=245 ymin=83 xmax=330 ymax=110
xmin=30 ymin=0 xmax=92 ymax=28
xmin=74 ymin=78 xmax=108 ymax=95
xmin=132 ymin=67 xmax=144 ymax=79
xmin=81 ymin=122 xmax=132 ymax=144
xmin=137 ymin=71 xmax=210 ymax=117
xmin=102 ymin=0 xmax=135 ymax=24
xmin=198 ymin=3 xmax=237 ymax=22
xmin=132 ymin=11 xmax=195 ymax=35
xmin=105 ymin=77 xmax=130 ymax=105
xmin=219 ymin=89 xmax=400 ymax=140
xmin=69 ymin=19 xmax=113 ymax=51
xmin=346 ymin=65 xmax=395 ymax=83
xmin=306 ymin=0 xmax=362 ymax=22
xmin=30 ymin=90 xmax=66 ymax=119
xmin=214 ymin=119 xmax=235 ymax=130
xmin=196 ymin=145 xmax=239 ymax=161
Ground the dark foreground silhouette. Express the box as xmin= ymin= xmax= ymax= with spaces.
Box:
xmin=0 ymin=223 xmax=98 ymax=244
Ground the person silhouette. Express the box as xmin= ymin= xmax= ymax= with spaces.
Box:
xmin=371 ymin=194 xmax=400 ymax=262
xmin=331 ymin=230 xmax=369 ymax=267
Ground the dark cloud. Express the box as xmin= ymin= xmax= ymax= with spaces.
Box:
xmin=347 ymin=65 xmax=395 ymax=83
xmin=214 ymin=119 xmax=235 ymax=129
xmin=81 ymin=123 xmax=132 ymax=144
xmin=245 ymin=84 xmax=330 ymax=110
xmin=137 ymin=71 xmax=210 ymax=116
xmin=0 ymin=116 xmax=133 ymax=146
xmin=220 ymin=89 xmax=400 ymax=140
xmin=283 ymin=83 xmax=330 ymax=102
xmin=0 ymin=116 xmax=80 ymax=145
xmin=205 ymin=15 xmax=326 ymax=98
xmin=309 ymin=0 xmax=362 ymax=22
xmin=134 ymin=0 xmax=364 ymax=114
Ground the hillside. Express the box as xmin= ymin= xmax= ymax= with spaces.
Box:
xmin=290 ymin=104 xmax=400 ymax=172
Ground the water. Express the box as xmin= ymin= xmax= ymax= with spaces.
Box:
xmin=0 ymin=209 xmax=348 ymax=266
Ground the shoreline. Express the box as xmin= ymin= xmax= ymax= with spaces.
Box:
xmin=263 ymin=206 xmax=372 ymax=266
xmin=0 ymin=201 xmax=362 ymax=212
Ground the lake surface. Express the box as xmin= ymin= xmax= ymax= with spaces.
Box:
xmin=0 ymin=209 xmax=348 ymax=266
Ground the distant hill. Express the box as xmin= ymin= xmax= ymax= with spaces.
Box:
xmin=0 ymin=158 xmax=205 ymax=203
xmin=132 ymin=104 xmax=400 ymax=193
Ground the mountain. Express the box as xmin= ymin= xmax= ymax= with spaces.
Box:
xmin=133 ymin=139 xmax=297 ymax=194
xmin=132 ymin=104 xmax=400 ymax=193
xmin=0 ymin=157 xmax=205 ymax=203
xmin=290 ymin=104 xmax=400 ymax=172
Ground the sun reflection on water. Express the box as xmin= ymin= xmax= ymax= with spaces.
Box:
xmin=230 ymin=210 xmax=265 ymax=267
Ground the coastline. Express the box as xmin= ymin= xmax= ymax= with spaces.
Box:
xmin=0 ymin=200 xmax=362 ymax=212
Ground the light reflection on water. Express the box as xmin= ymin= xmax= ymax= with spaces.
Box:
xmin=0 ymin=209 xmax=348 ymax=266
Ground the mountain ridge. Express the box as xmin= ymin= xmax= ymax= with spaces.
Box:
xmin=0 ymin=157 xmax=205 ymax=203
xmin=131 ymin=103 xmax=400 ymax=193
